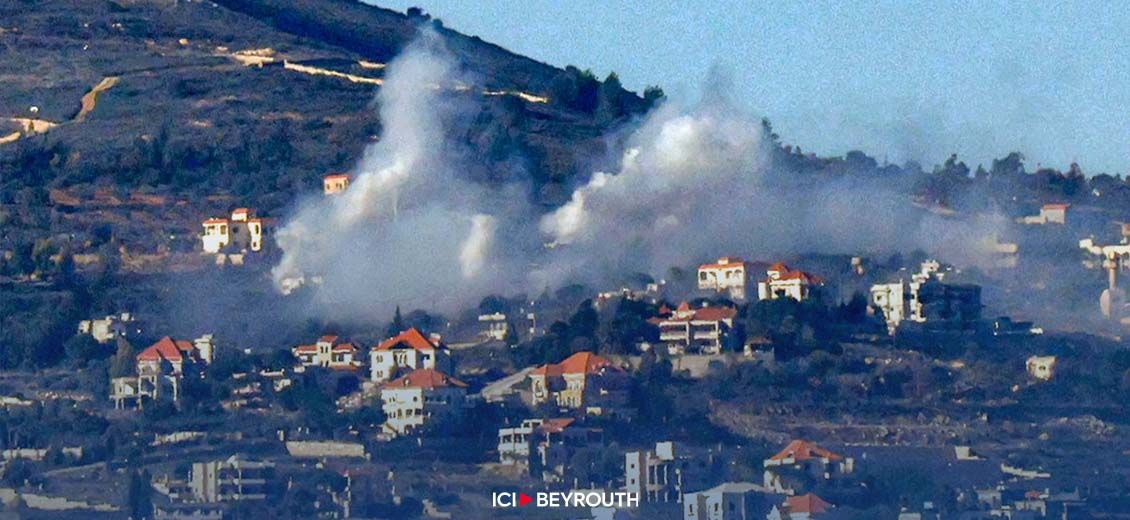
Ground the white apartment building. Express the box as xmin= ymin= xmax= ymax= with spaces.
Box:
xmin=652 ymin=302 xmax=737 ymax=355
xmin=626 ymin=442 xmax=691 ymax=505
xmin=757 ymin=263 xmax=822 ymax=302
xmin=497 ymin=418 xmax=603 ymax=479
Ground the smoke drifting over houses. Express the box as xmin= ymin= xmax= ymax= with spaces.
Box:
xmin=273 ymin=33 xmax=1007 ymax=319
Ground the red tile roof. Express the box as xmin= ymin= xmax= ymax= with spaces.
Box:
xmin=1042 ymin=203 xmax=1070 ymax=210
xmin=332 ymin=342 xmax=358 ymax=353
xmin=318 ymin=335 xmax=339 ymax=343
xmin=381 ymin=368 xmax=466 ymax=390
xmin=137 ymin=336 xmax=197 ymax=363
xmin=293 ymin=344 xmax=318 ymax=354
xmin=324 ymin=173 xmax=351 ymax=181
xmin=657 ymin=303 xmax=736 ymax=323
xmin=768 ymin=262 xmax=791 ymax=273
xmin=202 ymin=218 xmax=228 ymax=225
xmin=373 ymin=328 xmax=445 ymax=352
xmin=698 ymin=257 xmax=750 ymax=270
xmin=785 ymin=493 xmax=832 ymax=514
xmin=532 ymin=352 xmax=621 ymax=377
xmin=765 ymin=262 xmax=823 ymax=284
xmin=536 ymin=418 xmax=576 ymax=434
xmin=769 ymin=439 xmax=844 ymax=463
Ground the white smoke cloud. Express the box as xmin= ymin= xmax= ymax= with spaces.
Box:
xmin=272 ymin=31 xmax=533 ymax=318
xmin=273 ymin=36 xmax=1007 ymax=320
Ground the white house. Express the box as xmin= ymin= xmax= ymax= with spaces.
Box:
xmin=292 ymin=335 xmax=362 ymax=371
xmin=766 ymin=494 xmax=834 ymax=520
xmin=369 ymin=328 xmax=453 ymax=383
xmin=1016 ymin=203 xmax=1069 ymax=225
xmin=77 ymin=312 xmax=134 ymax=344
xmin=683 ymin=482 xmax=780 ymax=520
xmin=112 ymin=335 xmax=214 ymax=409
xmin=698 ymin=257 xmax=755 ymax=300
xmin=650 ymin=302 xmax=737 ymax=355
xmin=478 ymin=312 xmax=509 ymax=341
xmin=757 ymin=263 xmax=822 ymax=302
xmin=626 ymin=441 xmax=691 ymax=505
xmin=379 ymin=369 xmax=467 ymax=435
xmin=201 ymin=208 xmax=266 ymax=254
xmin=1026 ymin=355 xmax=1056 ymax=381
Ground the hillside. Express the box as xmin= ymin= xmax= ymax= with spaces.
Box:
xmin=0 ymin=0 xmax=647 ymax=223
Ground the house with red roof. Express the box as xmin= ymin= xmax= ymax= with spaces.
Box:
xmin=767 ymin=493 xmax=834 ymax=520
xmin=697 ymin=256 xmax=762 ymax=301
xmin=757 ymin=263 xmax=824 ymax=302
xmin=112 ymin=335 xmax=215 ymax=409
xmin=292 ymin=335 xmax=362 ymax=371
xmin=379 ymin=368 xmax=467 ymax=435
xmin=527 ymin=352 xmax=630 ymax=416
xmin=322 ymin=173 xmax=351 ymax=195
xmin=369 ymin=328 xmax=453 ymax=383
xmin=650 ymin=301 xmax=737 ymax=354
xmin=763 ymin=440 xmax=855 ymax=494
xmin=1017 ymin=203 xmax=1069 ymax=225
xmin=497 ymin=417 xmax=603 ymax=480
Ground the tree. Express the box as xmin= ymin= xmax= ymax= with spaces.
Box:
xmin=387 ymin=306 xmax=405 ymax=337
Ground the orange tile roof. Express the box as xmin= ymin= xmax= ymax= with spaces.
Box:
xmin=785 ymin=493 xmax=832 ymax=514
xmin=293 ymin=344 xmax=318 ymax=354
xmin=381 ymin=368 xmax=466 ymax=390
xmin=137 ymin=336 xmax=197 ymax=363
xmin=202 ymin=218 xmax=228 ymax=225
xmin=699 ymin=256 xmax=751 ymax=270
xmin=536 ymin=418 xmax=576 ymax=434
xmin=769 ymin=439 xmax=844 ymax=463
xmin=532 ymin=352 xmax=621 ymax=377
xmin=332 ymin=342 xmax=358 ymax=352
xmin=657 ymin=304 xmax=736 ymax=323
xmin=1042 ymin=203 xmax=1070 ymax=210
xmin=373 ymin=328 xmax=445 ymax=352
xmin=319 ymin=335 xmax=339 ymax=343
xmin=323 ymin=173 xmax=351 ymax=181
xmin=768 ymin=261 xmax=791 ymax=273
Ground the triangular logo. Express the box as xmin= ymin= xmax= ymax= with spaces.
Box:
xmin=518 ymin=492 xmax=533 ymax=507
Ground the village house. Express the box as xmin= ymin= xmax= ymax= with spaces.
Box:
xmin=757 ymin=263 xmax=823 ymax=302
xmin=1016 ymin=203 xmax=1069 ymax=225
xmin=698 ymin=257 xmax=757 ymax=301
xmin=683 ymin=482 xmax=781 ymax=520
xmin=1026 ymin=355 xmax=1056 ymax=381
xmin=323 ymin=173 xmax=351 ymax=195
xmin=111 ymin=335 xmax=215 ymax=409
xmin=379 ymin=368 xmax=467 ymax=436
xmin=478 ymin=312 xmax=509 ymax=342
xmin=528 ymin=351 xmax=630 ymax=416
xmin=767 ymin=493 xmax=834 ymax=520
xmin=626 ymin=441 xmax=693 ymax=505
xmin=497 ymin=418 xmax=603 ymax=480
xmin=201 ymin=208 xmax=267 ymax=254
xmin=369 ymin=328 xmax=453 ymax=383
xmin=292 ymin=335 xmax=362 ymax=371
xmin=191 ymin=455 xmax=274 ymax=503
xmin=870 ymin=260 xmax=982 ymax=334
xmin=650 ymin=302 xmax=738 ymax=355
xmin=763 ymin=440 xmax=855 ymax=495
xmin=77 ymin=312 xmax=134 ymax=344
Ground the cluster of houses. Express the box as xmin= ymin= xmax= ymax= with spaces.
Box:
xmin=696 ymin=257 xmax=824 ymax=304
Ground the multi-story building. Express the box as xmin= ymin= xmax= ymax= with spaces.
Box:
xmin=528 ymin=352 xmax=630 ymax=416
xmin=191 ymin=455 xmax=274 ymax=503
xmin=201 ymin=208 xmax=266 ymax=254
xmin=683 ymin=482 xmax=781 ymax=520
xmin=478 ymin=312 xmax=509 ymax=341
xmin=292 ymin=335 xmax=362 ymax=371
xmin=697 ymin=257 xmax=756 ymax=301
xmin=763 ymin=440 xmax=854 ymax=494
xmin=870 ymin=260 xmax=981 ymax=334
xmin=369 ymin=328 xmax=453 ymax=383
xmin=112 ymin=335 xmax=215 ymax=409
xmin=651 ymin=302 xmax=737 ymax=354
xmin=497 ymin=418 xmax=603 ymax=480
xmin=757 ymin=263 xmax=822 ymax=302
xmin=379 ymin=368 xmax=467 ymax=435
xmin=323 ymin=173 xmax=351 ymax=195
xmin=626 ymin=441 xmax=691 ymax=505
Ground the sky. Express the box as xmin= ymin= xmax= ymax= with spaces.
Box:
xmin=370 ymin=1 xmax=1130 ymax=175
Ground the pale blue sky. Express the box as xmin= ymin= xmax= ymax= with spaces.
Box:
xmin=372 ymin=1 xmax=1130 ymax=174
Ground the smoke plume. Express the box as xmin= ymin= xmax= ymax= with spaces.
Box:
xmin=273 ymin=35 xmax=1007 ymax=319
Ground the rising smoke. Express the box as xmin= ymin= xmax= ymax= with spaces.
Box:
xmin=273 ymin=33 xmax=1006 ymax=320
